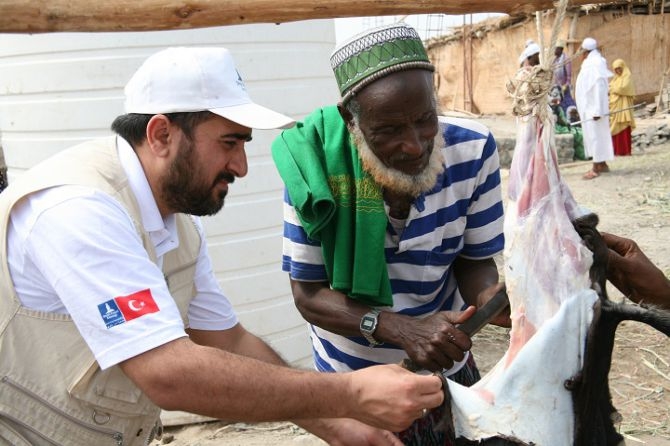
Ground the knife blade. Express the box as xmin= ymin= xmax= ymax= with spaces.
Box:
xmin=457 ymin=287 xmax=509 ymax=337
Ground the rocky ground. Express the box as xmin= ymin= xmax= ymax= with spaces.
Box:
xmin=153 ymin=114 xmax=670 ymax=446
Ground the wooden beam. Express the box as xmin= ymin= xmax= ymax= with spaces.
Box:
xmin=0 ymin=0 xmax=597 ymax=34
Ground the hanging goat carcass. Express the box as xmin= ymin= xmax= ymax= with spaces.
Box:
xmin=439 ymin=47 xmax=670 ymax=446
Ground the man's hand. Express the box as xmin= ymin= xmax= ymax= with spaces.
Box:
xmin=379 ymin=308 xmax=476 ymax=372
xmin=300 ymin=418 xmax=403 ymax=446
xmin=602 ymin=232 xmax=670 ymax=309
xmin=347 ymin=364 xmax=444 ymax=432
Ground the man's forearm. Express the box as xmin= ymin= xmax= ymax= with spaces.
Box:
xmin=188 ymin=325 xmax=286 ymax=365
xmin=120 ymin=337 xmax=443 ymax=433
xmin=121 ymin=337 xmax=353 ymax=421
xmin=453 ymin=257 xmax=500 ymax=306
xmin=291 ymin=280 xmax=375 ymax=337
xmin=290 ymin=280 xmax=421 ymax=348
xmin=188 ymin=325 xmax=392 ymax=443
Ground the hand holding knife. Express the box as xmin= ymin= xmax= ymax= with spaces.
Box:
xmin=400 ymin=287 xmax=510 ymax=373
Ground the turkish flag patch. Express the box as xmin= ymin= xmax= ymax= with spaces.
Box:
xmin=114 ymin=288 xmax=159 ymax=322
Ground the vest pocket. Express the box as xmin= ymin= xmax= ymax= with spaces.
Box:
xmin=68 ymin=361 xmax=155 ymax=417
xmin=0 ymin=415 xmax=35 ymax=446
xmin=1 ymin=376 xmax=124 ymax=446
xmin=67 ymin=363 xmax=161 ymax=445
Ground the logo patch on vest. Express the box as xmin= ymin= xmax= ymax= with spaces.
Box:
xmin=98 ymin=289 xmax=160 ymax=328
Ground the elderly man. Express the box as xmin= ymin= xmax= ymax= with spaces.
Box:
xmin=272 ymin=23 xmax=507 ymax=444
xmin=575 ymin=37 xmax=614 ymax=179
xmin=0 ymin=46 xmax=445 ymax=446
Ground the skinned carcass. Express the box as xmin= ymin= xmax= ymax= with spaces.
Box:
xmin=442 ymin=61 xmax=670 ymax=445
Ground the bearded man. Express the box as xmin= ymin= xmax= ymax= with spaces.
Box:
xmin=272 ymin=23 xmax=508 ymax=445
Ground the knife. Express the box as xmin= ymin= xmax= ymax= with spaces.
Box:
xmin=457 ymin=287 xmax=509 ymax=337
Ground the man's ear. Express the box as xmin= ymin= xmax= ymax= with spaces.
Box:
xmin=337 ymin=103 xmax=355 ymax=129
xmin=145 ymin=114 xmax=173 ymax=157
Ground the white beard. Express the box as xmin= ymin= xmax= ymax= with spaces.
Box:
xmin=350 ymin=124 xmax=445 ymax=197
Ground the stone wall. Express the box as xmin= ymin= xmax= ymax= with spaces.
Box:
xmin=496 ymin=132 xmax=574 ymax=169
xmin=634 ymin=120 xmax=670 ymax=151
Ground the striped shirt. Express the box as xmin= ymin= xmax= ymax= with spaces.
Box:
xmin=281 ymin=116 xmax=504 ymax=373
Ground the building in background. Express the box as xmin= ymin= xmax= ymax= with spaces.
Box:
xmin=425 ymin=7 xmax=669 ymax=115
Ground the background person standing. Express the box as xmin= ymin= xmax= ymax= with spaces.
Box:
xmin=609 ymin=58 xmax=636 ymax=156
xmin=575 ymin=37 xmax=614 ymax=179
xmin=518 ymin=41 xmax=541 ymax=68
xmin=552 ymin=39 xmax=576 ymax=113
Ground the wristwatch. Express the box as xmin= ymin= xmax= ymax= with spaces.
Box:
xmin=360 ymin=309 xmax=383 ymax=347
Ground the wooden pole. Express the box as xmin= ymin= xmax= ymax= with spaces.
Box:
xmin=0 ymin=0 xmax=601 ymax=34
xmin=535 ymin=11 xmax=545 ymax=66
xmin=467 ymin=14 xmax=475 ymax=113
xmin=463 ymin=15 xmax=467 ymax=111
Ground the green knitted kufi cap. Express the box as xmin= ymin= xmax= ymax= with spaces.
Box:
xmin=330 ymin=23 xmax=434 ymax=104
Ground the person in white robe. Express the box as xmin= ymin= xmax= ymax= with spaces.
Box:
xmin=575 ymin=37 xmax=614 ymax=179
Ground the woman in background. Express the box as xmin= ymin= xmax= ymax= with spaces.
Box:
xmin=609 ymin=59 xmax=636 ymax=156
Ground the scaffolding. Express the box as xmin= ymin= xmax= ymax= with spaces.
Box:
xmin=359 ymin=14 xmax=458 ymax=40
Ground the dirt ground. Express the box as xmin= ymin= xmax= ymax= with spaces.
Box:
xmin=153 ymin=115 xmax=670 ymax=446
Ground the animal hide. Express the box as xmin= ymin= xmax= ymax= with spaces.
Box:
xmin=444 ymin=68 xmax=670 ymax=445
xmin=446 ymin=109 xmax=598 ymax=444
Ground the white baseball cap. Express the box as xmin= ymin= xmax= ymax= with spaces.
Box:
xmin=124 ymin=47 xmax=295 ymax=130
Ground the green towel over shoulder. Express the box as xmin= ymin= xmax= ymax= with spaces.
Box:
xmin=271 ymin=106 xmax=393 ymax=307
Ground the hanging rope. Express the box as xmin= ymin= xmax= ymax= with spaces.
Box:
xmin=506 ymin=0 xmax=570 ymax=121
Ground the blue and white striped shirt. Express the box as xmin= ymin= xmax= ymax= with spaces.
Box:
xmin=281 ymin=116 xmax=504 ymax=372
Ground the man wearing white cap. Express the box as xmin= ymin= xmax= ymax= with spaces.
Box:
xmin=575 ymin=37 xmax=615 ymax=179
xmin=0 ymin=47 xmax=445 ymax=445
xmin=518 ymin=41 xmax=541 ymax=68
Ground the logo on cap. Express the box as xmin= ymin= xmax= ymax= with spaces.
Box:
xmin=235 ymin=70 xmax=247 ymax=91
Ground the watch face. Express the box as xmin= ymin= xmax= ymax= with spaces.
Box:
xmin=361 ymin=317 xmax=375 ymax=331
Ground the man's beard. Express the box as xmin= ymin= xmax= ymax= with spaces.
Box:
xmin=350 ymin=124 xmax=445 ymax=197
xmin=160 ymin=136 xmax=234 ymax=216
